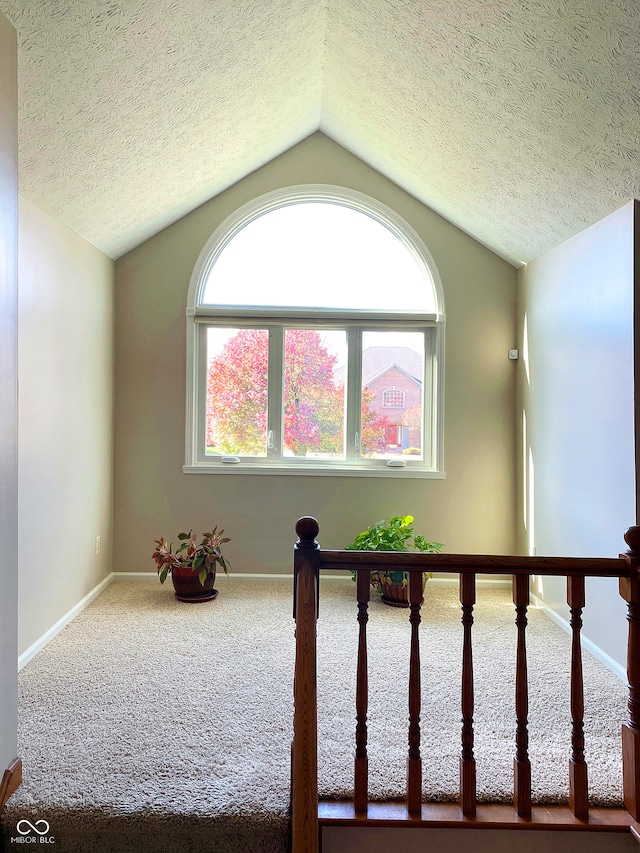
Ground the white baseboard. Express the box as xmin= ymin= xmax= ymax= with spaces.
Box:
xmin=321 ymin=574 xmax=512 ymax=589
xmin=113 ymin=572 xmax=351 ymax=583
xmin=531 ymin=592 xmax=626 ymax=683
xmin=111 ymin=571 xmax=157 ymax=581
xmin=110 ymin=572 xmax=512 ymax=587
xmin=429 ymin=575 xmax=511 ymax=589
xmin=111 ymin=572 xmax=512 ymax=587
xmin=223 ymin=572 xmax=293 ymax=581
xmin=18 ymin=573 xmax=114 ymax=671
xmin=111 ymin=571 xmax=295 ymax=582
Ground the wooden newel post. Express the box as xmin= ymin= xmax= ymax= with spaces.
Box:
xmin=292 ymin=517 xmax=320 ymax=853
xmin=620 ymin=525 xmax=640 ymax=820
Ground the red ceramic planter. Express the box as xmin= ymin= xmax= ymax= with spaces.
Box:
xmin=170 ymin=565 xmax=216 ymax=599
xmin=381 ymin=582 xmax=410 ymax=607
xmin=380 ymin=573 xmax=428 ymax=608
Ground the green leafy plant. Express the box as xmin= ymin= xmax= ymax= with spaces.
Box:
xmin=152 ymin=527 xmax=231 ymax=586
xmin=345 ymin=515 xmax=443 ymax=591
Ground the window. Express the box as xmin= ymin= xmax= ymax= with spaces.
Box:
xmin=382 ymin=389 xmax=406 ymax=408
xmin=184 ymin=185 xmax=445 ymax=477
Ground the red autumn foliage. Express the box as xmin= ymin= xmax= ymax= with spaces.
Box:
xmin=207 ymin=329 xmax=390 ymax=456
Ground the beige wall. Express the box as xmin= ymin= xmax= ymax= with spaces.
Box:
xmin=114 ymin=132 xmax=518 ymax=576
xmin=18 ymin=198 xmax=115 ymax=655
xmin=0 ymin=7 xmax=18 ymax=780
xmin=516 ymin=202 xmax=637 ymax=670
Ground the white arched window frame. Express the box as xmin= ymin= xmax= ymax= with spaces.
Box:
xmin=184 ymin=185 xmax=446 ymax=477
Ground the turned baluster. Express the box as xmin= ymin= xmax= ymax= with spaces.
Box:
xmin=354 ymin=567 xmax=370 ymax=816
xmin=567 ymin=575 xmax=589 ymax=819
xmin=513 ymin=573 xmax=532 ymax=817
xmin=292 ymin=517 xmax=320 ymax=853
xmin=407 ymin=570 xmax=423 ymax=817
xmin=620 ymin=525 xmax=640 ymax=820
xmin=460 ymin=572 xmax=477 ymax=816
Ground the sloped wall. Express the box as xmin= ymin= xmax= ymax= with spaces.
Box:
xmin=114 ymin=132 xmax=518 ymax=576
xmin=517 ymin=201 xmax=637 ymax=670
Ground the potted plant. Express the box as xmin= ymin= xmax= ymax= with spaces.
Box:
xmin=345 ymin=515 xmax=443 ymax=607
xmin=151 ymin=526 xmax=231 ymax=602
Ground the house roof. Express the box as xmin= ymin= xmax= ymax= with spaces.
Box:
xmin=335 ymin=346 xmax=423 ymax=386
xmin=1 ymin=0 xmax=638 ymax=264
xmin=362 ymin=347 xmax=423 ymax=385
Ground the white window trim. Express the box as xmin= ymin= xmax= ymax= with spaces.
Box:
xmin=184 ymin=185 xmax=446 ymax=478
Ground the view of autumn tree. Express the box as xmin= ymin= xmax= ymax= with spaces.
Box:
xmin=206 ymin=329 xmax=269 ymax=455
xmin=207 ymin=329 xmax=391 ymax=456
xmin=283 ymin=329 xmax=344 ymax=456
xmin=361 ymin=386 xmax=392 ymax=454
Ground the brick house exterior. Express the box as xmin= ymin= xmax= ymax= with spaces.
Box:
xmin=335 ymin=347 xmax=423 ymax=451
xmin=366 ymin=364 xmax=422 ymax=449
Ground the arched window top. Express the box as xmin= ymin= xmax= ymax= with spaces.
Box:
xmin=184 ymin=185 xmax=445 ymax=477
xmin=188 ymin=185 xmax=444 ymax=317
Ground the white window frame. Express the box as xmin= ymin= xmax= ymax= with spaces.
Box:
xmin=184 ymin=185 xmax=446 ymax=478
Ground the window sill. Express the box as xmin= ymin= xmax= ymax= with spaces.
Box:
xmin=182 ymin=463 xmax=446 ymax=478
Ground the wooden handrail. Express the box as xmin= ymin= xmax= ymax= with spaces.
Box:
xmin=291 ymin=519 xmax=640 ymax=852
xmin=314 ymin=550 xmax=627 ymax=576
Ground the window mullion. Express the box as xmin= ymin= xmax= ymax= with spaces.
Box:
xmin=423 ymin=328 xmax=435 ymax=467
xmin=194 ymin=323 xmax=208 ymax=463
xmin=267 ymin=326 xmax=284 ymax=459
xmin=345 ymin=327 xmax=362 ymax=462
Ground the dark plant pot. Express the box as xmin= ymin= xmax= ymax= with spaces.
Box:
xmin=171 ymin=565 xmax=216 ymax=599
xmin=380 ymin=572 xmax=428 ymax=608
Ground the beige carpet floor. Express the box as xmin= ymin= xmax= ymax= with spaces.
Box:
xmin=1 ymin=578 xmax=628 ymax=852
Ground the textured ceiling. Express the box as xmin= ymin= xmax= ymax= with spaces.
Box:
xmin=323 ymin=0 xmax=640 ymax=265
xmin=1 ymin=0 xmax=639 ymax=264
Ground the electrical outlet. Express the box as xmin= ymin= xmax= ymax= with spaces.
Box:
xmin=95 ymin=536 xmax=101 ymax=556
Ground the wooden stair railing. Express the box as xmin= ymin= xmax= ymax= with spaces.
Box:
xmin=620 ymin=526 xmax=640 ymax=818
xmin=354 ymin=564 xmax=369 ymax=817
xmin=513 ymin=573 xmax=531 ymax=817
xmin=291 ymin=517 xmax=320 ymax=853
xmin=568 ymin=574 xmax=588 ymax=819
xmin=460 ymin=572 xmax=476 ymax=816
xmin=291 ymin=518 xmax=640 ymax=851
